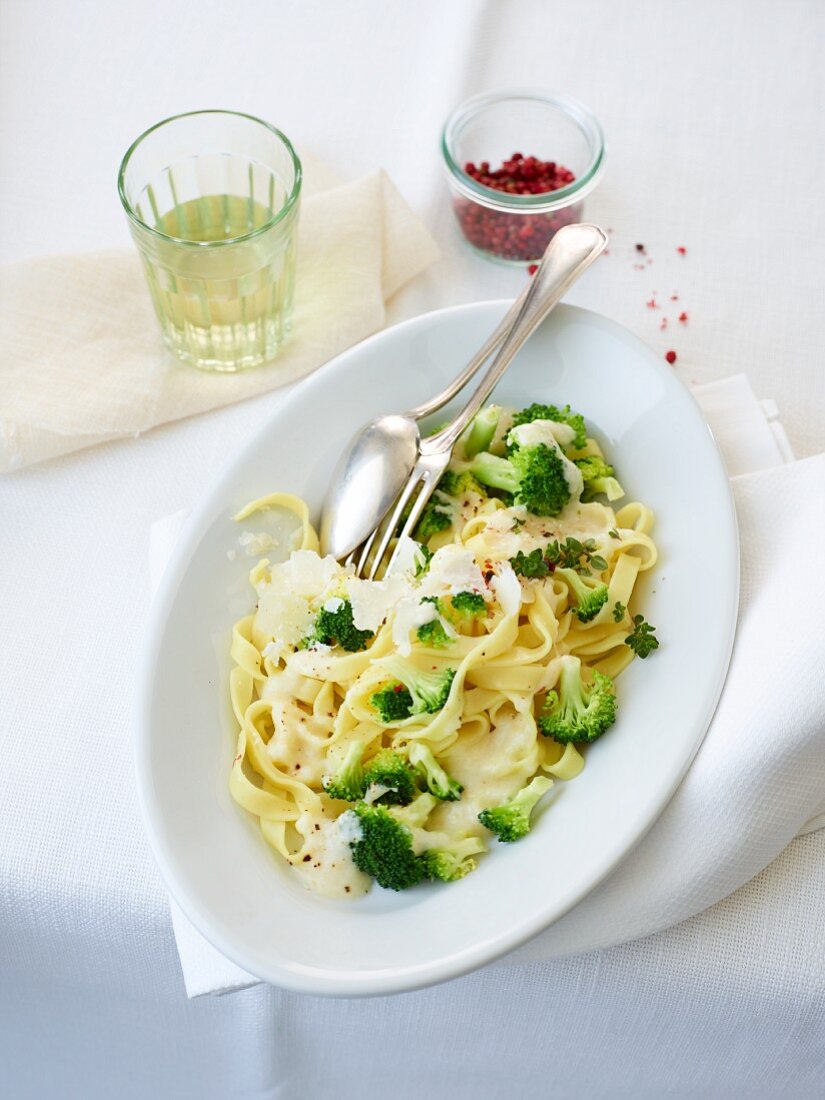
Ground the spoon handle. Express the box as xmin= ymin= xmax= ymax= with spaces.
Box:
xmin=421 ymin=224 xmax=607 ymax=456
xmin=404 ymin=281 xmax=536 ymax=421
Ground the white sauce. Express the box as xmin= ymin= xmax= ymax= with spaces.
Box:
xmin=290 ymin=812 xmax=370 ymax=899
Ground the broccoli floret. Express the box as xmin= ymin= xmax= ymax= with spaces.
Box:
xmin=555 ymin=567 xmax=609 ymax=622
xmin=408 ymin=743 xmax=463 ymax=801
xmin=380 ymin=656 xmax=456 ymax=715
xmin=438 ymin=469 xmax=489 ymax=500
xmin=421 ymin=837 xmax=485 ymax=882
xmin=537 ymin=655 xmax=617 ymax=743
xmin=370 ymin=683 xmax=414 ymax=723
xmin=323 ymin=741 xmax=366 ymax=802
xmin=414 ymin=542 xmax=433 ymax=577
xmin=469 ymin=443 xmax=571 ymax=516
xmin=449 ymin=591 xmax=488 ymax=621
xmin=390 ymin=791 xmax=438 ymax=829
xmin=575 ymin=455 xmax=625 ymax=502
xmin=459 ymin=405 xmax=501 ymax=459
xmin=362 ymin=749 xmax=417 ymax=805
xmin=414 ymin=500 xmax=452 ymax=541
xmin=347 ymin=803 xmax=425 ymax=891
xmin=478 ymin=775 xmax=554 ymax=843
xmin=416 ymin=619 xmax=453 ymax=648
xmin=511 ymin=403 xmax=587 ymax=450
xmin=302 ymin=599 xmax=373 ymax=653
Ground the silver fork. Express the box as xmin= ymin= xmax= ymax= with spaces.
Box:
xmin=352 ymin=223 xmax=608 ymax=580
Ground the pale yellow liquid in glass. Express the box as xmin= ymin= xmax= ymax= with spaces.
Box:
xmin=140 ymin=193 xmax=296 ymax=371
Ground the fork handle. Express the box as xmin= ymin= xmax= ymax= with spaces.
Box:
xmin=421 ymin=224 xmax=607 ymax=456
xmin=404 ymin=277 xmax=537 ymax=421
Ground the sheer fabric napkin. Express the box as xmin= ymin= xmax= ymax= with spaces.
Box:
xmin=148 ymin=374 xmax=825 ymax=997
xmin=0 ymin=164 xmax=439 ymax=473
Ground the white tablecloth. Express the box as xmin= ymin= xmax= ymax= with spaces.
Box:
xmin=1 ymin=1 xmax=823 ymax=1097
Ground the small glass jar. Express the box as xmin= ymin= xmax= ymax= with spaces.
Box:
xmin=441 ymin=90 xmax=605 ymax=265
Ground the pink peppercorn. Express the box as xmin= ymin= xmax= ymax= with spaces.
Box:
xmin=455 ymin=152 xmax=580 ymax=263
xmin=665 ymin=350 xmax=677 ymax=364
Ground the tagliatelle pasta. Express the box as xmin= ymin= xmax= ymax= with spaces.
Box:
xmin=227 ymin=406 xmax=658 ymax=898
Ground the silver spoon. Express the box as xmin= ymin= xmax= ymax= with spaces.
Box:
xmin=319 ymin=224 xmax=608 ymax=561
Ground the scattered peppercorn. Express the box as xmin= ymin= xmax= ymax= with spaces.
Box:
xmin=678 ymin=311 xmax=688 ymax=323
xmin=677 ymin=246 xmax=687 ymax=255
xmin=635 ymin=243 xmax=646 ymax=253
xmin=665 ymin=350 xmax=677 ymax=364
xmin=527 ymin=263 xmax=538 ymax=276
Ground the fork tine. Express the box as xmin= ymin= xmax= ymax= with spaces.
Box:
xmin=353 ymin=524 xmax=378 ymax=577
xmin=364 ymin=466 xmax=428 ymax=580
xmin=381 ymin=468 xmax=440 ymax=576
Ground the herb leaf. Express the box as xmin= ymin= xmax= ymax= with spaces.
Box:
xmin=510 ymin=548 xmax=551 ymax=579
xmin=612 ymin=601 xmax=626 ymax=623
xmin=625 ymin=614 xmax=659 ymax=658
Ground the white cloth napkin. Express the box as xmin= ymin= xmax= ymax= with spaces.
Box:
xmin=149 ymin=374 xmax=825 ymax=997
xmin=0 ymin=166 xmax=439 ymax=473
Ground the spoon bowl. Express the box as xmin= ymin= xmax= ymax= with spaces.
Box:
xmin=319 ymin=414 xmax=420 ymax=560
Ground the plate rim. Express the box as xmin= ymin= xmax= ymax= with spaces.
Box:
xmin=136 ymin=299 xmax=740 ymax=997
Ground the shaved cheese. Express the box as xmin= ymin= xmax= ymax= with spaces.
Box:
xmin=323 ymin=596 xmax=345 ymax=614
xmin=255 ymin=588 xmax=313 ymax=646
xmin=491 ymin=563 xmax=521 ymax=617
xmin=386 ymin=535 xmax=427 ymax=579
xmin=391 ymin=594 xmax=440 ymax=656
xmin=421 ymin=545 xmax=486 ymax=597
xmin=238 ymin=530 xmax=278 ymax=556
xmin=345 ymin=574 xmax=409 ymax=632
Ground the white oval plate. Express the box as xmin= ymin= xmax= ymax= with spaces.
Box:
xmin=137 ymin=302 xmax=738 ymax=997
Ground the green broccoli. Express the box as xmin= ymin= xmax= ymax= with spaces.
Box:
xmin=459 ymin=405 xmax=502 ymax=459
xmin=362 ymin=749 xmax=417 ymax=805
xmin=301 ymin=599 xmax=374 ymax=652
xmin=478 ymin=775 xmax=554 ymax=843
xmin=416 ymin=618 xmax=453 ymax=648
xmin=537 ymin=655 xmax=617 ymax=743
xmin=408 ymin=742 xmax=463 ymax=801
xmin=391 ymin=792 xmax=442 ymax=827
xmin=323 ymin=740 xmax=366 ymax=802
xmin=370 ymin=683 xmax=415 ymax=723
xmin=469 ymin=441 xmax=571 ymax=516
xmin=449 ymin=590 xmax=488 ymax=622
xmin=380 ymin=656 xmax=456 ymax=715
xmin=390 ymin=792 xmax=438 ymax=829
xmin=414 ymin=542 xmax=433 ymax=577
xmin=575 ymin=455 xmax=625 ymax=502
xmin=555 ymin=567 xmax=609 ymax=622
xmin=346 ymin=803 xmax=425 ymax=891
xmin=511 ymin=402 xmax=587 ymax=450
xmin=414 ymin=499 xmax=453 ymax=541
xmin=421 ymin=837 xmax=485 ymax=882
xmin=438 ymin=469 xmax=489 ymax=500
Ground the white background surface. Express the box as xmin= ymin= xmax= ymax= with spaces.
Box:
xmin=1 ymin=1 xmax=824 ymax=1097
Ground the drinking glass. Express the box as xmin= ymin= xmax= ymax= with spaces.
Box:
xmin=118 ymin=110 xmax=301 ymax=372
